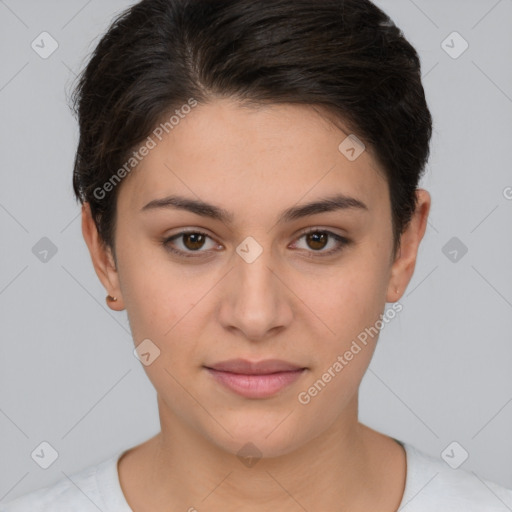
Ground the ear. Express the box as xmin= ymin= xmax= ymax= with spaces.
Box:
xmin=81 ymin=202 xmax=125 ymax=311
xmin=386 ymin=189 xmax=431 ymax=303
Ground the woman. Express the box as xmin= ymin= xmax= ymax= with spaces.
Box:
xmin=2 ymin=0 xmax=511 ymax=510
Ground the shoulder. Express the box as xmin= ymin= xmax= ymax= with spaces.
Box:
xmin=400 ymin=441 xmax=512 ymax=511
xmin=0 ymin=450 xmax=131 ymax=512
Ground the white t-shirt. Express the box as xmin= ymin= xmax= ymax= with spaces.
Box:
xmin=2 ymin=440 xmax=512 ymax=511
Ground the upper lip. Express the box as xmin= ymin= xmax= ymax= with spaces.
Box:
xmin=205 ymin=358 xmax=305 ymax=375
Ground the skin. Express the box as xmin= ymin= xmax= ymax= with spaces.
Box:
xmin=82 ymin=98 xmax=430 ymax=511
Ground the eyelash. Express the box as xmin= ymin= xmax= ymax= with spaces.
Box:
xmin=161 ymin=228 xmax=350 ymax=259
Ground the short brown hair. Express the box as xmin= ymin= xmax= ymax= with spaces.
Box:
xmin=71 ymin=0 xmax=432 ymax=261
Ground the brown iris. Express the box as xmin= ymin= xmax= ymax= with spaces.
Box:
xmin=182 ymin=233 xmax=206 ymax=250
xmin=305 ymin=232 xmax=328 ymax=251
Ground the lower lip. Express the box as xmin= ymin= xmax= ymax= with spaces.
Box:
xmin=205 ymin=368 xmax=306 ymax=399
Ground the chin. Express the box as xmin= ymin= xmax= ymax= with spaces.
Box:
xmin=203 ymin=413 xmax=313 ymax=461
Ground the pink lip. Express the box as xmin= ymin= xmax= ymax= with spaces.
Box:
xmin=204 ymin=359 xmax=307 ymax=399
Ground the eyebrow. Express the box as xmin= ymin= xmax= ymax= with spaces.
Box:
xmin=140 ymin=193 xmax=368 ymax=224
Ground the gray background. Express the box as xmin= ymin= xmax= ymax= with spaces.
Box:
xmin=1 ymin=0 xmax=511 ymax=503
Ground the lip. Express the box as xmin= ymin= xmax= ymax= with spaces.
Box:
xmin=204 ymin=359 xmax=307 ymax=399
xmin=206 ymin=358 xmax=304 ymax=374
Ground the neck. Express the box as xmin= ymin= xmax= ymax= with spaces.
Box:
xmin=118 ymin=394 xmax=404 ymax=511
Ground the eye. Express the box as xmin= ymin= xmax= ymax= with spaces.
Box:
xmin=161 ymin=230 xmax=220 ymax=258
xmin=161 ymin=228 xmax=350 ymax=260
xmin=291 ymin=229 xmax=350 ymax=258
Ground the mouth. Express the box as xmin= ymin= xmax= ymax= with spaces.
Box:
xmin=204 ymin=359 xmax=307 ymax=399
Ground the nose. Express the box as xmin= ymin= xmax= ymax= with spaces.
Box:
xmin=217 ymin=243 xmax=294 ymax=342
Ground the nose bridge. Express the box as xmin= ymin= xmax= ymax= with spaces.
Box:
xmin=235 ymin=236 xmax=279 ymax=308
xmin=219 ymin=235 xmax=291 ymax=339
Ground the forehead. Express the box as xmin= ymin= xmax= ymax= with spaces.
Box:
xmin=118 ymin=99 xmax=388 ymax=218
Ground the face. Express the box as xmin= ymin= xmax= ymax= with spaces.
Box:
xmin=83 ymin=98 xmax=429 ymax=458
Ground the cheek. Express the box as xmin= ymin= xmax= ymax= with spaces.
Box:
xmin=124 ymin=278 xmax=200 ymax=351
xmin=296 ymin=258 xmax=389 ymax=345
xmin=115 ymin=240 xmax=179 ymax=345
xmin=118 ymin=251 xmax=221 ymax=386
xmin=295 ymin=268 xmax=388 ymax=415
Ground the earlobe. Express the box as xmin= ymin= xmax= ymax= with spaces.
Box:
xmin=386 ymin=189 xmax=431 ymax=303
xmin=81 ymin=202 xmax=125 ymax=311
